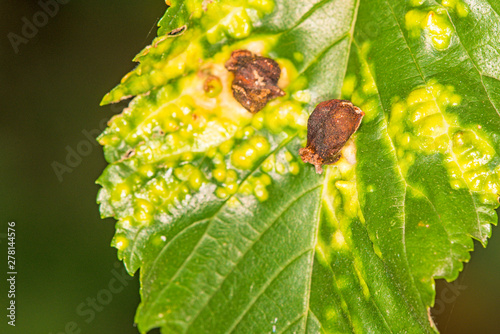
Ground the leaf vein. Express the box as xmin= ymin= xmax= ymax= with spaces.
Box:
xmin=225 ymin=248 xmax=315 ymax=334
xmin=186 ymin=183 xmax=322 ymax=332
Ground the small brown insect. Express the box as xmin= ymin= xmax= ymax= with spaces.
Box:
xmin=225 ymin=49 xmax=285 ymax=113
xmin=299 ymin=99 xmax=364 ymax=174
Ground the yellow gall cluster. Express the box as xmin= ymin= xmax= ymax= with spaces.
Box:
xmin=341 ymin=43 xmax=380 ymax=123
xmin=261 ymin=150 xmax=300 ymax=176
xmin=445 ymin=130 xmax=500 ymax=203
xmin=389 ymin=81 xmax=500 ymax=202
xmin=239 ymin=173 xmax=273 ymax=202
xmin=214 ymin=169 xmax=239 ymax=200
xmin=231 ymin=135 xmax=271 ymax=170
xmin=388 ymin=81 xmax=461 ymax=174
xmin=112 ymin=235 xmax=129 ymax=251
xmin=174 ymin=164 xmax=207 ymax=191
xmin=261 ymin=100 xmax=308 ymax=135
xmin=405 ymin=9 xmax=454 ymax=50
xmin=204 ymin=0 xmax=277 ymax=45
xmin=441 ymin=0 xmax=469 ymax=17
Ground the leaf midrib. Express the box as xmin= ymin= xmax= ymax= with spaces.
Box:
xmin=302 ymin=0 xmax=360 ymax=332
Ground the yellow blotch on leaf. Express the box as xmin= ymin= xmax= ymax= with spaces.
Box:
xmin=405 ymin=9 xmax=454 ymax=50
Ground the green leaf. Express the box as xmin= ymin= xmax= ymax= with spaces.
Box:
xmin=97 ymin=0 xmax=500 ymax=332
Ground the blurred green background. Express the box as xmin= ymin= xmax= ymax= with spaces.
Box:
xmin=0 ymin=1 xmax=498 ymax=333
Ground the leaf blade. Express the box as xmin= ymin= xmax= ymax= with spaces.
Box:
xmin=97 ymin=0 xmax=500 ymax=333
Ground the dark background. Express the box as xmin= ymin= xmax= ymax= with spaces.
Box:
xmin=0 ymin=1 xmax=498 ymax=333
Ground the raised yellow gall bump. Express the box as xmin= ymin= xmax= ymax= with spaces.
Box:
xmin=111 ymin=182 xmax=132 ymax=202
xmin=213 ymin=167 xmax=227 ymax=183
xmin=225 ymin=182 xmax=238 ymax=195
xmin=390 ymin=81 xmax=500 ymax=200
xmin=251 ymin=114 xmax=265 ymax=130
xmin=253 ymin=183 xmax=269 ymax=202
xmin=276 ymin=162 xmax=285 ymax=174
xmin=248 ymin=0 xmax=275 ymax=14
xmin=341 ymin=74 xmax=357 ymax=99
xmin=260 ymin=173 xmax=272 ymax=186
xmin=332 ymin=230 xmax=347 ymax=249
xmin=113 ymin=235 xmax=129 ymax=251
xmin=219 ymin=139 xmax=235 ymax=155
xmin=225 ymin=9 xmax=253 ymax=39
xmin=405 ymin=9 xmax=454 ymax=50
xmin=276 ymin=58 xmax=299 ymax=89
xmin=188 ymin=169 xmax=205 ymax=191
xmin=261 ymin=155 xmax=275 ymax=172
xmin=415 ymin=113 xmax=447 ymax=137
xmin=425 ymin=11 xmax=453 ymax=50
xmin=397 ymin=133 xmax=412 ymax=148
xmin=450 ymin=180 xmax=461 ymax=189
xmin=239 ymin=181 xmax=253 ymax=195
xmin=264 ymin=110 xmax=285 ymax=133
xmin=227 ymin=197 xmax=240 ymax=207
xmin=174 ymin=164 xmax=195 ymax=181
xmin=456 ymin=2 xmax=469 ymax=17
xmin=231 ymin=144 xmax=254 ymax=170
xmin=250 ymin=136 xmax=271 ymax=155
xmin=244 ymin=145 xmax=257 ymax=158
xmin=206 ymin=25 xmax=226 ymax=45
xmin=138 ymin=164 xmax=155 ymax=178
xmin=134 ymin=198 xmax=154 ymax=223
xmin=207 ymin=147 xmax=217 ymax=158
xmin=442 ymin=0 xmax=458 ymax=7
xmin=292 ymin=90 xmax=311 ymax=104
xmin=215 ymin=187 xmax=229 ymax=199
xmin=226 ymin=169 xmax=238 ymax=183
xmin=179 ymin=184 xmax=190 ymax=195
xmin=361 ymin=76 xmax=377 ymax=96
xmin=161 ymin=117 xmax=179 ymax=133
xmin=148 ymin=176 xmax=167 ymax=193
xmin=351 ymin=90 xmax=364 ymax=107
xmin=151 ymin=234 xmax=167 ymax=247
xmin=442 ymin=0 xmax=469 ymax=17
xmin=293 ymin=52 xmax=304 ymax=63
xmin=212 ymin=152 xmax=225 ymax=167
xmin=119 ymin=216 xmax=136 ymax=228
xmin=235 ymin=126 xmax=254 ymax=139
xmin=405 ymin=9 xmax=428 ymax=38
xmin=360 ymin=98 xmax=378 ymax=122
xmin=410 ymin=0 xmax=425 ymax=6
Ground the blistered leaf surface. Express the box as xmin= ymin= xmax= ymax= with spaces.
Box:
xmin=98 ymin=0 xmax=500 ymax=333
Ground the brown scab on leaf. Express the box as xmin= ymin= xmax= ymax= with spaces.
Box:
xmin=299 ymin=99 xmax=364 ymax=174
xmin=118 ymin=148 xmax=136 ymax=162
xmin=225 ymin=49 xmax=285 ymax=113
xmin=168 ymin=25 xmax=186 ymax=36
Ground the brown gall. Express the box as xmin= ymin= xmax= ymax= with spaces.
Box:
xmin=299 ymin=99 xmax=364 ymax=174
xmin=225 ymin=49 xmax=285 ymax=113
